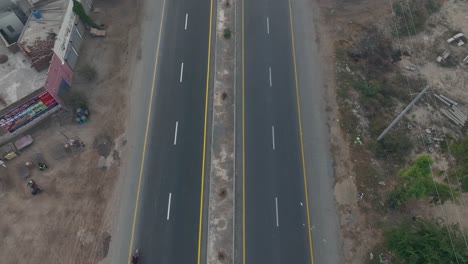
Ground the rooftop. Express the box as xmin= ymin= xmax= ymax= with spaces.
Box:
xmin=0 ymin=42 xmax=47 ymax=109
xmin=17 ymin=0 xmax=68 ymax=69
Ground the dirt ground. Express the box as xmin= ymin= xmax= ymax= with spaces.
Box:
xmin=0 ymin=0 xmax=142 ymax=263
xmin=314 ymin=0 xmax=468 ymax=263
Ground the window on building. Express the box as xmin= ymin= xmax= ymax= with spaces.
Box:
xmin=6 ymin=25 xmax=14 ymax=33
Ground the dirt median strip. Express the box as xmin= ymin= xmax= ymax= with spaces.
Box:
xmin=206 ymin=0 xmax=236 ymax=263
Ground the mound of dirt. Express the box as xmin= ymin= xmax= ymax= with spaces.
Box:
xmin=93 ymin=134 xmax=113 ymax=157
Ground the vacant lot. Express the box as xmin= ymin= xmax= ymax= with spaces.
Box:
xmin=0 ymin=0 xmax=142 ymax=263
xmin=317 ymin=0 xmax=468 ymax=263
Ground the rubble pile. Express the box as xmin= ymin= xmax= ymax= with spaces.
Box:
xmin=20 ymin=37 xmax=55 ymax=71
xmin=422 ymin=127 xmax=444 ymax=152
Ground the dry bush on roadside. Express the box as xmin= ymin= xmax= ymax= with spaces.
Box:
xmin=391 ymin=0 xmax=443 ymax=37
xmin=347 ymin=28 xmax=399 ymax=80
xmin=78 ymin=64 xmax=97 ymax=82
xmin=60 ymin=89 xmax=89 ymax=110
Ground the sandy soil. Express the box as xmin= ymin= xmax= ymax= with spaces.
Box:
xmin=0 ymin=0 xmax=142 ymax=263
xmin=315 ymin=0 xmax=468 ymax=263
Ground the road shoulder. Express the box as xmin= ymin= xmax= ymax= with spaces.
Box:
xmin=289 ymin=0 xmax=344 ymax=263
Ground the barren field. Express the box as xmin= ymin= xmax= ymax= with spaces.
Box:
xmin=0 ymin=0 xmax=142 ymax=263
xmin=316 ymin=0 xmax=468 ymax=262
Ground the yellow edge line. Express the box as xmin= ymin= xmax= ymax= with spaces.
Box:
xmin=197 ymin=0 xmax=214 ymax=260
xmin=241 ymin=0 xmax=246 ymax=261
xmin=127 ymin=0 xmax=167 ymax=262
xmin=288 ymin=1 xmax=315 ymax=264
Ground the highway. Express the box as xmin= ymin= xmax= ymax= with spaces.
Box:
xmin=121 ymin=0 xmax=214 ymax=262
xmin=110 ymin=0 xmax=342 ymax=262
xmin=242 ymin=0 xmax=314 ymax=263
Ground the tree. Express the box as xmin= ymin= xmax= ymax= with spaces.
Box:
xmin=387 ymin=154 xmax=456 ymax=208
xmin=385 ymin=219 xmax=468 ymax=263
xmin=72 ymin=0 xmax=101 ymax=29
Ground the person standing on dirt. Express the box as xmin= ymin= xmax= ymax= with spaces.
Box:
xmin=27 ymin=179 xmax=41 ymax=195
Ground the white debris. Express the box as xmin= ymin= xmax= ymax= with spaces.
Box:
xmin=447 ymin=33 xmax=464 ymax=43
xmin=354 ymin=136 xmax=363 ymax=145
xmin=437 ymin=50 xmax=450 ymax=62
xmin=443 ymin=50 xmax=450 ymax=59
xmin=403 ymin=65 xmax=417 ymax=71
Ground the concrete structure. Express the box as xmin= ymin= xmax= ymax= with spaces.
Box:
xmin=0 ymin=42 xmax=47 ymax=109
xmin=0 ymin=0 xmax=30 ymax=51
xmin=0 ymin=10 xmax=23 ymax=43
xmin=53 ymin=0 xmax=86 ymax=70
xmin=17 ymin=0 xmax=68 ymax=71
xmin=0 ymin=0 xmax=92 ymax=144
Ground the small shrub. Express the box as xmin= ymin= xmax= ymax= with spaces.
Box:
xmin=392 ymin=0 xmax=442 ymax=37
xmin=462 ymin=180 xmax=468 ymax=193
xmin=72 ymin=0 xmax=101 ymax=29
xmin=78 ymin=64 xmax=97 ymax=82
xmin=450 ymin=137 xmax=468 ymax=192
xmin=340 ymin=104 xmax=360 ymax=137
xmin=353 ymin=81 xmax=380 ymax=97
xmin=60 ymin=90 xmax=88 ymax=110
xmin=369 ymin=117 xmax=388 ymax=137
xmin=373 ymin=132 xmax=413 ymax=161
xmin=223 ymin=28 xmax=231 ymax=39
xmin=347 ymin=29 xmax=395 ymax=79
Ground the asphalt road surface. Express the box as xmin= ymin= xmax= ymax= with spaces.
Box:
xmin=242 ymin=0 xmax=314 ymax=263
xmin=115 ymin=0 xmax=214 ymax=262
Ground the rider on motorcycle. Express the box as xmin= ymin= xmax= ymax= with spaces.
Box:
xmin=131 ymin=249 xmax=140 ymax=264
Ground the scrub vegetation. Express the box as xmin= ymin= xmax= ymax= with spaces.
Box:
xmin=385 ymin=218 xmax=468 ymax=263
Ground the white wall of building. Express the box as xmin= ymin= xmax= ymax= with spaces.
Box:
xmin=52 ymin=0 xmax=74 ymax=62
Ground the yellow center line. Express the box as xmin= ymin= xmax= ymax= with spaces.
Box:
xmin=288 ymin=1 xmax=315 ymax=263
xmin=127 ymin=0 xmax=167 ymax=262
xmin=197 ymin=0 xmax=214 ymax=260
xmin=241 ymin=0 xmax=246 ymax=262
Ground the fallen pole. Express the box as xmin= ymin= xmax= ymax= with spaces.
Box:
xmin=441 ymin=109 xmax=464 ymax=127
xmin=434 ymin=94 xmax=451 ymax=106
xmin=440 ymin=94 xmax=458 ymax=106
xmin=452 ymin=106 xmax=467 ymax=120
xmin=377 ymin=86 xmax=431 ymax=141
xmin=449 ymin=109 xmax=467 ymax=123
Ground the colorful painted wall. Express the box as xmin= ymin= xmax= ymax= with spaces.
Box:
xmin=44 ymin=53 xmax=73 ymax=99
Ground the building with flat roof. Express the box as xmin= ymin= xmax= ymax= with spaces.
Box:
xmin=0 ymin=42 xmax=47 ymax=109
xmin=17 ymin=0 xmax=68 ymax=71
xmin=0 ymin=0 xmax=92 ymax=144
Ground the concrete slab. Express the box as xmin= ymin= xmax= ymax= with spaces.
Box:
xmin=0 ymin=43 xmax=47 ymax=109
